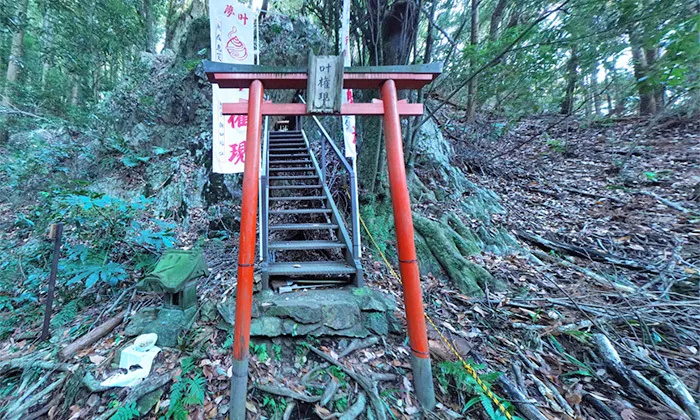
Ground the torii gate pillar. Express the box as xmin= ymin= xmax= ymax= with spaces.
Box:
xmin=381 ymin=79 xmax=436 ymax=409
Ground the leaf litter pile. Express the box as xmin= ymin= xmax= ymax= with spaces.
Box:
xmin=0 ymin=114 xmax=698 ymax=419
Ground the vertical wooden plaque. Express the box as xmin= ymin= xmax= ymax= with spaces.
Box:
xmin=307 ymin=52 xmax=344 ymax=114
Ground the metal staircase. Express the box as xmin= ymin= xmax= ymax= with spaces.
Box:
xmin=260 ymin=123 xmax=362 ymax=290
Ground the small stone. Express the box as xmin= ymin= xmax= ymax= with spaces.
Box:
xmin=137 ymin=389 xmax=164 ymax=415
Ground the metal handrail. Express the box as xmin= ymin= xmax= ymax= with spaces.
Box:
xmin=260 ymin=116 xmax=270 ymax=271
xmin=297 ymin=95 xmax=360 ymax=262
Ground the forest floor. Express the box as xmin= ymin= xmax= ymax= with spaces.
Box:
xmin=0 ymin=114 xmax=698 ymax=420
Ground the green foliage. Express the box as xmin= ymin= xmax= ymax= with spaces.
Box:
xmin=436 ymin=361 xmax=517 ymax=420
xmin=644 ymin=171 xmax=659 ymax=182
xmin=250 ymin=342 xmax=270 ymax=362
xmin=222 ymin=333 xmax=234 ymax=350
xmin=109 ymin=402 xmax=139 ymax=420
xmin=50 ymin=299 xmax=80 ymax=328
xmin=546 ymin=139 xmax=566 ymax=153
xmin=261 ymin=394 xmax=287 ymax=415
xmin=334 ymin=396 xmax=348 ymax=412
xmin=160 ymin=357 xmax=206 ymax=420
xmin=272 ymin=344 xmax=282 ymax=361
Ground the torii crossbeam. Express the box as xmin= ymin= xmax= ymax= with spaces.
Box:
xmin=204 ymin=59 xmax=442 ymax=419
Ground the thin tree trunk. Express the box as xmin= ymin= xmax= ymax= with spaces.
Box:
xmin=164 ymin=0 xmax=178 ymax=50
xmin=560 ymin=46 xmax=578 ymax=115
xmin=143 ymin=0 xmax=155 ymax=53
xmin=406 ymin=0 xmax=437 ymax=169
xmin=591 ymin=64 xmax=601 ymax=116
xmin=1 ymin=0 xmax=29 ymax=144
xmin=41 ymin=12 xmax=54 ymax=87
xmin=465 ymin=0 xmax=479 ymax=123
xmin=70 ymin=77 xmax=80 ymax=107
xmin=489 ymin=0 xmax=507 ymax=41
xmin=4 ymin=0 xmax=29 ymax=98
xmin=631 ymin=45 xmax=655 ymax=115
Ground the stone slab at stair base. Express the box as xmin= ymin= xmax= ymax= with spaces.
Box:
xmin=217 ymin=287 xmax=401 ymax=337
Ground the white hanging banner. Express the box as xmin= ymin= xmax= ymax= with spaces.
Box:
xmin=210 ymin=0 xmax=256 ymax=174
xmin=339 ymin=0 xmax=356 ymax=158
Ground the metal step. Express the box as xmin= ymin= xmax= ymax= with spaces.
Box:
xmin=269 ymin=148 xmax=308 ymax=153
xmin=269 ymin=145 xmax=306 ymax=149
xmin=269 ymin=222 xmax=338 ymax=231
xmin=270 ymin=132 xmax=301 ymax=136
xmin=268 ymin=261 xmax=356 ymax=276
xmin=269 ymin=153 xmax=309 ymax=158
xmin=269 ymin=240 xmax=345 ymax=251
xmin=268 ymin=167 xmax=315 ymax=172
xmin=269 ymin=185 xmax=322 ymax=190
xmin=268 ymin=160 xmax=312 ymax=165
xmin=269 ymin=175 xmax=318 ymax=180
xmin=269 ymin=208 xmax=332 ymax=215
xmin=269 ymin=196 xmax=326 ymax=201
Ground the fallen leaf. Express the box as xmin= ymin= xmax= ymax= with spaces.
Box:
xmin=89 ymin=355 xmax=106 ymax=365
xmin=245 ymin=401 xmax=258 ymax=413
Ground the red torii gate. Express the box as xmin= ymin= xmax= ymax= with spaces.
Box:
xmin=204 ymin=60 xmax=442 ymax=418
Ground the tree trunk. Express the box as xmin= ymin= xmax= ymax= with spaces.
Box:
xmin=406 ymin=0 xmax=436 ymax=169
xmin=4 ymin=0 xmax=29 ymax=97
xmin=41 ymin=11 xmax=54 ymax=87
xmin=70 ymin=77 xmax=80 ymax=107
xmin=560 ymin=46 xmax=578 ymax=115
xmin=489 ymin=0 xmax=507 ymax=41
xmin=631 ymin=45 xmax=655 ymax=115
xmin=465 ymin=0 xmax=479 ymax=123
xmin=591 ymin=64 xmax=601 ymax=117
xmin=359 ymin=0 xmax=419 ymax=192
xmin=1 ymin=0 xmax=29 ymax=144
xmin=164 ymin=0 xmax=178 ymax=50
xmin=143 ymin=0 xmax=156 ymax=53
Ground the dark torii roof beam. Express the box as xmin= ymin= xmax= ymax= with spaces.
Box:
xmin=203 ymin=60 xmax=442 ymax=90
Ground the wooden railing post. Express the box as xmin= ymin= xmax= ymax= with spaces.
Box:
xmin=230 ymin=79 xmax=264 ymax=420
xmin=381 ymin=79 xmax=436 ymax=411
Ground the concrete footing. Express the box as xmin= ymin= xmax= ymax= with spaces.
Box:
xmin=229 ymin=357 xmax=250 ymax=420
xmin=411 ymin=354 xmax=436 ymax=411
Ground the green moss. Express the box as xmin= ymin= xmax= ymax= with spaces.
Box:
xmin=360 ymin=196 xmax=396 ymax=262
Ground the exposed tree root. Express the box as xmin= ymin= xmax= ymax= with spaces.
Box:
xmin=255 ymin=384 xmax=322 ymax=403
xmin=413 ymin=212 xmax=506 ymax=296
xmin=307 ymin=344 xmax=387 ymax=420
xmin=339 ymin=392 xmax=366 ymax=420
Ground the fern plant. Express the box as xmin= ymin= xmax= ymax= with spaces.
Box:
xmin=437 ymin=361 xmax=520 ymax=420
xmin=109 ymin=402 xmax=139 ymax=420
xmin=160 ymin=357 xmax=206 ymax=420
xmin=50 ymin=299 xmax=80 ymax=328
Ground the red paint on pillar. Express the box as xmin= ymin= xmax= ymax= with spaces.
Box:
xmin=380 ymin=79 xmax=430 ymax=359
xmin=232 ymin=79 xmax=264 ymax=361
